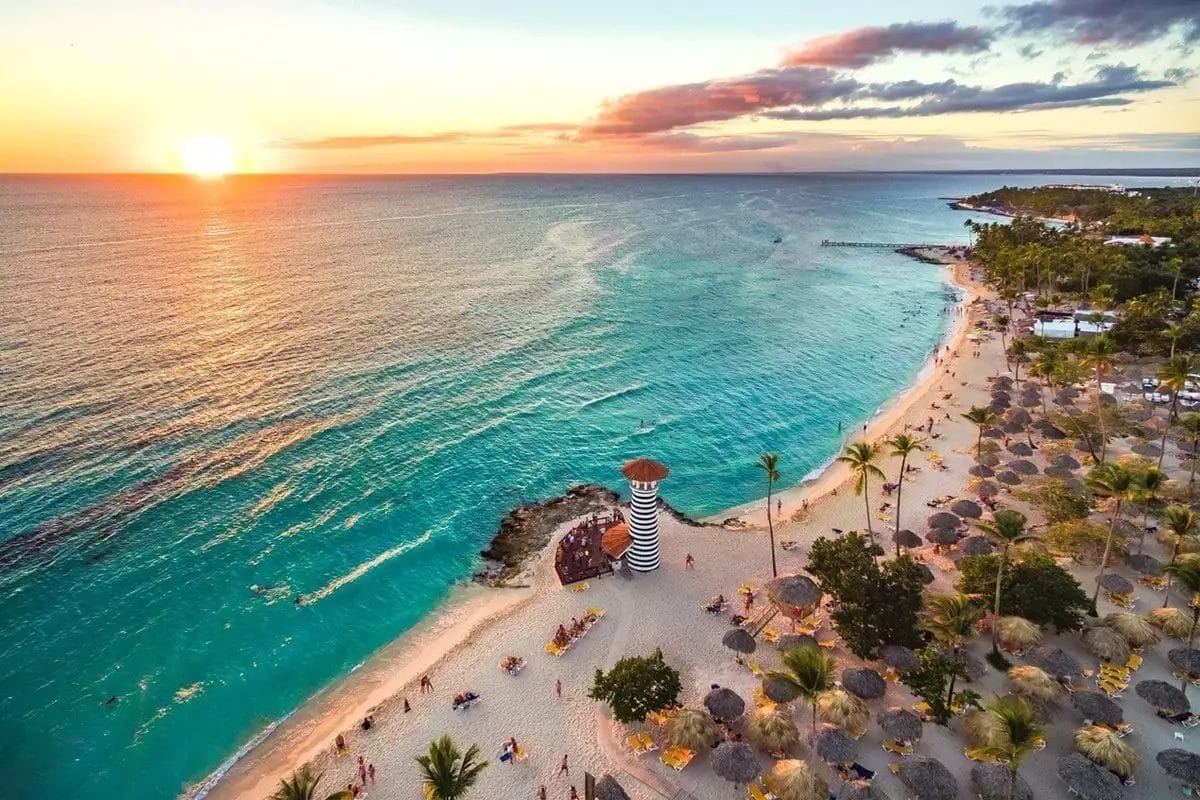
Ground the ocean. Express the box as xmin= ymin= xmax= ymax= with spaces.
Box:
xmin=0 ymin=172 xmax=1174 ymax=798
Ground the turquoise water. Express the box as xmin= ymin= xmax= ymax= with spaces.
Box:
xmin=0 ymin=173 xmax=1166 ymax=798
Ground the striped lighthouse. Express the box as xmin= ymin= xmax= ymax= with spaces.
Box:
xmin=620 ymin=457 xmax=670 ymax=572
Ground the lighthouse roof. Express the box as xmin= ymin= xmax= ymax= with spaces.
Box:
xmin=601 ymin=522 xmax=632 ymax=558
xmin=621 ymin=457 xmax=669 ymax=482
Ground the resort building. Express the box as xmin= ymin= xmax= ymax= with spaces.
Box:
xmin=621 ymin=457 xmax=669 ymax=572
xmin=1104 ymin=234 xmax=1172 ymax=247
xmin=1030 ymin=309 xmax=1116 ymax=339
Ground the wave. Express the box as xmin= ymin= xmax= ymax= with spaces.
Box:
xmin=578 ymin=382 xmax=646 ymax=411
xmin=296 ymin=530 xmax=433 ymax=606
xmin=183 ymin=710 xmax=296 ymax=800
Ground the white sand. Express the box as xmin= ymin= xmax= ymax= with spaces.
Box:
xmin=203 ymin=257 xmax=1196 ymax=800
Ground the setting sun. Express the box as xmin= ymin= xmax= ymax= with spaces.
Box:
xmin=179 ymin=135 xmax=234 ymax=178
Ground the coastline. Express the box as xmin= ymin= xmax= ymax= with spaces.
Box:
xmin=199 ymin=246 xmax=984 ymax=800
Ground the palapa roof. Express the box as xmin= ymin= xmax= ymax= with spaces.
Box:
xmin=880 ymin=645 xmax=919 ymax=672
xmin=877 ymin=707 xmax=922 ymax=742
xmin=762 ymin=673 xmax=803 ymax=703
xmin=1097 ymin=573 xmax=1133 ymax=593
xmin=723 ymin=628 xmax=758 ymax=655
xmin=840 ymin=779 xmax=892 ymax=800
xmin=777 ymin=633 xmax=817 ymax=652
xmin=1156 ymin=749 xmax=1200 ymax=786
xmin=841 ymin=668 xmax=886 ymax=699
xmin=951 ymin=499 xmax=983 ymax=518
xmin=711 ymin=740 xmax=761 ymax=784
xmin=894 ymin=529 xmax=923 ymax=548
xmin=897 ymin=757 xmax=958 ymax=800
xmin=997 ymin=470 xmax=1022 ymax=485
xmin=971 ymin=763 xmax=1034 ymax=800
xmin=704 ymin=687 xmax=746 ymax=720
xmin=1135 ymin=679 xmax=1190 ymax=714
xmin=962 ymin=536 xmax=994 ymax=556
xmin=928 ymin=511 xmax=961 ymax=529
xmin=594 ymin=775 xmax=631 ymax=800
xmin=926 ymin=527 xmax=960 ymax=545
xmin=620 ymin=457 xmax=669 ymax=482
xmin=1056 ymin=753 xmax=1125 ymax=800
xmin=1082 ymin=626 xmax=1131 ymax=665
xmin=1052 ymin=454 xmax=1081 ymax=469
xmin=1008 ymin=459 xmax=1039 ymax=475
xmin=1126 ymin=553 xmax=1163 ymax=575
xmin=1071 ymin=691 xmax=1124 ymax=726
xmin=766 ymin=574 xmax=823 ymax=613
xmin=1029 ymin=645 xmax=1081 ymax=678
xmin=811 ymin=723 xmax=857 ymax=765
xmin=1130 ymin=441 xmax=1162 ymax=457
xmin=600 ymin=522 xmax=632 ymax=558
xmin=914 ymin=562 xmax=936 ymax=584
xmin=968 ymin=464 xmax=996 ymax=478
xmin=1007 ymin=442 xmax=1034 ymax=456
xmin=1167 ymin=647 xmax=1200 ymax=675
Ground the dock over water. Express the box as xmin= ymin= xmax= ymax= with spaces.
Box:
xmin=820 ymin=240 xmax=945 ymax=248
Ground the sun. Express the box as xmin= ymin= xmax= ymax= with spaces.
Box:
xmin=179 ymin=135 xmax=235 ymax=178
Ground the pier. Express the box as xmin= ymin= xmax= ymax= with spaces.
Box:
xmin=820 ymin=239 xmax=945 ymax=248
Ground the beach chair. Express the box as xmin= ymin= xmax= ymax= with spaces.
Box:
xmin=638 ymin=732 xmax=657 ymax=752
xmin=889 ymin=763 xmax=901 ymax=775
xmin=965 ymin=747 xmax=1001 ymax=763
xmin=850 ymin=763 xmax=875 ymax=781
xmin=626 ymin=734 xmax=646 ymax=754
xmin=817 ymin=638 xmax=837 ymax=650
xmin=647 ymin=709 xmax=670 ymax=726
xmin=762 ymin=628 xmax=780 ymax=644
xmin=545 ymin=642 xmax=566 ymax=656
xmin=586 ymin=607 xmax=605 ymax=618
xmin=739 ymin=583 xmax=755 ymax=596
xmin=672 ymin=747 xmax=694 ymax=771
xmin=1125 ymin=654 xmax=1143 ymax=671
xmin=570 ymin=582 xmax=589 ymax=592
xmin=513 ymin=745 xmax=529 ymax=763
xmin=914 ymin=701 xmax=934 ymax=721
xmin=748 ymin=783 xmax=775 ymax=800
xmin=754 ymin=686 xmax=773 ymax=708
xmin=883 ymin=740 xmax=913 ymax=756
xmin=749 ymin=661 xmax=764 ymax=676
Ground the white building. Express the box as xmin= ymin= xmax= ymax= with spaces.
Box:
xmin=1105 ymin=235 xmax=1172 ymax=247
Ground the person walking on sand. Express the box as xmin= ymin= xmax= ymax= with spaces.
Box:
xmin=555 ymin=678 xmax=562 ymax=698
xmin=570 ymin=787 xmax=579 ymax=800
xmin=357 ymin=755 xmax=367 ymax=785
xmin=776 ymin=498 xmax=781 ymax=516
xmin=420 ymin=675 xmax=432 ymax=694
xmin=684 ymin=553 xmax=694 ymax=570
xmin=367 ymin=764 xmax=375 ymax=785
xmin=558 ymin=754 xmax=569 ymax=777
xmin=538 ymin=787 xmax=547 ymax=800
xmin=403 ymin=697 xmax=410 ymax=713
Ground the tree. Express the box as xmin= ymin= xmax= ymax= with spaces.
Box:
xmin=416 ymin=737 xmax=488 ymax=800
xmin=806 ymin=533 xmax=924 ymax=657
xmin=963 ymin=406 xmax=999 ymax=463
xmin=1156 ymin=354 xmax=1198 ymax=466
xmin=887 ymin=433 xmax=926 ymax=555
xmin=1133 ymin=465 xmax=1168 ymax=548
xmin=1163 ymin=555 xmax=1200 ymax=695
xmin=1161 ymin=505 xmax=1198 ymax=608
xmin=1009 ymin=338 xmax=1030 ymax=384
xmin=589 ymin=648 xmax=681 ymax=724
xmin=836 ymin=441 xmax=886 ymax=544
xmin=1179 ymin=413 xmax=1200 ymax=494
xmin=1044 ymin=520 xmax=1121 ymax=564
xmin=923 ymin=593 xmax=984 ymax=711
xmin=995 ymin=313 xmax=1011 ymax=363
xmin=1086 ymin=462 xmax=1138 ymax=607
xmin=976 ymin=510 xmax=1036 ymax=658
xmin=901 ymin=646 xmax=976 ymax=725
xmin=768 ymin=645 xmax=834 ymax=731
xmin=976 ymin=696 xmax=1046 ymax=800
xmin=1027 ymin=349 xmax=1062 ymax=416
xmin=1013 ymin=479 xmax=1089 ymax=524
xmin=958 ymin=552 xmax=1091 ymax=632
xmin=757 ymin=453 xmax=781 ymax=577
xmin=270 ymin=767 xmax=352 ymax=800
xmin=1080 ymin=336 xmax=1116 ymax=462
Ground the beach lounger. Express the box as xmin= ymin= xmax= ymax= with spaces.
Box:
xmin=850 ymin=763 xmax=875 ymax=781
xmin=914 ymin=701 xmax=934 ymax=721
xmin=754 ymin=686 xmax=773 ymax=708
xmin=965 ymin=747 xmax=1003 ymax=763
xmin=739 ymin=583 xmax=755 ymax=596
xmin=1125 ymin=654 xmax=1142 ymax=671
xmin=749 ymin=661 xmax=764 ymax=676
xmin=570 ymin=582 xmax=589 ymax=592
xmin=817 ymin=639 xmax=836 ymax=650
xmin=638 ymin=732 xmax=657 ymax=752
xmin=586 ymin=607 xmax=605 ymax=618
xmin=762 ymin=628 xmax=780 ymax=643
xmin=626 ymin=734 xmax=645 ymax=754
xmin=647 ymin=709 xmax=671 ymax=726
xmin=889 ymin=763 xmax=900 ymax=775
xmin=545 ymin=642 xmax=567 ymax=656
xmin=883 ymin=740 xmax=913 ymax=756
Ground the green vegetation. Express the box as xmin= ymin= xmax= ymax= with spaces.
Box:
xmin=958 ymin=552 xmax=1091 ymax=633
xmin=836 ymin=441 xmax=886 ymax=544
xmin=270 ymin=767 xmax=352 ymax=800
xmin=416 ymin=737 xmax=488 ymax=800
xmin=1013 ymin=479 xmax=1090 ymax=524
xmin=922 ymin=593 xmax=983 ymax=711
xmin=806 ymin=532 xmax=925 ymax=658
xmin=975 ymin=510 xmax=1036 ymax=660
xmin=589 ymin=648 xmax=682 ymax=723
xmin=900 ymin=646 xmax=979 ymax=726
xmin=756 ymin=452 xmax=781 ymax=577
xmin=767 ymin=645 xmax=834 ymax=732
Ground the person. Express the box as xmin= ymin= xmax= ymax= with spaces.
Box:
xmin=743 ymin=593 xmax=753 ymax=614
xmin=367 ymin=764 xmax=375 ymax=785
xmin=420 ymin=675 xmax=432 ymax=693
xmin=538 ymin=787 xmax=547 ymax=800
xmin=558 ymin=753 xmax=569 ymax=777
xmin=776 ymin=498 xmax=781 ymax=516
xmin=360 ymin=714 xmax=374 ymax=731
xmin=357 ymin=755 xmax=367 ymax=784
xmin=403 ymin=697 xmax=411 ymax=713
xmin=555 ymin=678 xmax=562 ymax=698
xmin=684 ymin=553 xmax=694 ymax=570
xmin=335 ymin=733 xmax=346 ymax=753
xmin=570 ymin=787 xmax=579 ymax=800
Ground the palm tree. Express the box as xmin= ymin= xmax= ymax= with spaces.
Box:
xmin=769 ymin=646 xmax=834 ymax=732
xmin=1080 ymin=336 xmax=1115 ymax=463
xmin=270 ymin=767 xmax=352 ymax=800
xmin=923 ymin=593 xmax=983 ymax=710
xmin=887 ymin=434 xmax=926 ymax=556
xmin=1131 ymin=465 xmax=1167 ymax=554
xmin=1156 ymin=354 xmax=1198 ymax=467
xmin=1160 ymin=505 xmax=1197 ymax=607
xmin=976 ymin=695 xmax=1046 ymax=800
xmin=836 ymin=441 xmax=885 ymax=545
xmin=1086 ymin=463 xmax=1137 ymax=608
xmin=1009 ymin=338 xmax=1030 ymax=384
xmin=1027 ymin=349 xmax=1062 ymax=417
xmin=962 ymin=406 xmax=999 ymax=463
xmin=1179 ymin=413 xmax=1200 ymax=495
xmin=416 ymin=736 xmax=489 ymax=800
xmin=976 ymin=510 xmax=1035 ymax=657
xmin=994 ymin=313 xmax=1011 ymax=365
xmin=756 ymin=453 xmax=781 ymax=577
xmin=1163 ymin=321 xmax=1185 ymax=358
xmin=1164 ymin=555 xmax=1200 ymax=694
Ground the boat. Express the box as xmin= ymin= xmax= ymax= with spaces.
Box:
xmin=772 ymin=237 xmax=782 ymax=244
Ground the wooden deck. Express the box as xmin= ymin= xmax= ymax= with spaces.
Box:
xmin=555 ymin=511 xmax=622 ymax=585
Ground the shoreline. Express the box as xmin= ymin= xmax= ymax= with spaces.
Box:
xmin=199 ymin=246 xmax=984 ymax=800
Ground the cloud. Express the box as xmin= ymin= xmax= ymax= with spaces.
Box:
xmin=999 ymin=0 xmax=1200 ymax=45
xmin=274 ymin=124 xmax=574 ymax=150
xmin=781 ymin=21 xmax=993 ymax=68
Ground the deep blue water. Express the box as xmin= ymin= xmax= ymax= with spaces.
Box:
xmin=0 ymin=172 xmax=1177 ymax=799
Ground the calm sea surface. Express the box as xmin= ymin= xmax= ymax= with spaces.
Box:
xmin=0 ymin=173 xmax=1174 ymax=798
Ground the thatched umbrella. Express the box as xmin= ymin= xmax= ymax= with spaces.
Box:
xmin=594 ymin=775 xmax=631 ymax=800
xmin=877 ymin=707 xmax=922 ymax=743
xmin=1007 ymin=442 xmax=1034 ymax=457
xmin=980 ymin=452 xmax=1002 ymax=467
xmin=841 ymin=668 xmax=886 ymax=700
xmin=993 ymin=376 xmax=1014 ymax=388
xmin=1103 ymin=612 xmax=1161 ymax=648
xmin=1083 ymin=626 xmax=1131 ymax=665
xmin=666 ymin=708 xmax=719 ymax=750
xmin=763 ymin=673 xmax=803 ymax=703
xmin=1055 ymin=389 xmax=1080 ymax=404
xmin=838 ymin=780 xmax=891 ymax=800
xmin=711 ymin=740 xmax=761 ymax=786
xmin=997 ymin=470 xmax=1022 ymax=486
xmin=992 ymin=387 xmax=1012 ymax=399
xmin=817 ymin=689 xmax=869 ymax=734
xmin=955 ymin=651 xmax=986 ymax=681
xmin=926 ymin=527 xmax=960 ymax=546
xmin=897 ymin=757 xmax=958 ymax=800
xmin=1097 ymin=573 xmax=1134 ymax=594
xmin=1135 ymin=679 xmax=1191 ymax=714
xmin=746 ymin=703 xmax=801 ymax=752
xmin=1052 ymin=454 xmax=1081 ymax=470
xmin=951 ymin=499 xmax=983 ymax=519
xmin=880 ymin=645 xmax=919 ymax=673
xmin=1029 ymin=645 xmax=1081 ymax=679
xmin=984 ymin=427 xmax=1006 ymax=439
xmin=1072 ymin=691 xmax=1124 ymax=726
xmin=723 ymin=628 xmax=758 ymax=655
xmin=997 ymin=616 xmax=1042 ymax=651
xmin=1147 ymin=607 xmax=1193 ymax=638
xmin=928 ymin=512 xmax=961 ymax=530
xmin=976 ymin=480 xmax=1000 ymax=497
xmin=970 ymin=763 xmax=1033 ymax=800
xmin=1002 ymin=420 xmax=1026 ymax=436
xmin=915 ymin=562 xmax=936 ymax=585
xmin=1008 ymin=665 xmax=1061 ymax=703
xmin=1168 ymin=647 xmax=1200 ymax=677
xmin=778 ymin=633 xmax=818 ymax=652
xmin=968 ymin=464 xmax=996 ymax=478
xmin=990 ymin=400 xmax=1010 ymax=414
xmin=765 ymin=759 xmax=828 ymax=800
xmin=1156 ymin=749 xmax=1200 ymax=788
xmin=1075 ymin=439 xmax=1094 ymax=453
xmin=1019 ymin=394 xmax=1041 ymax=408
xmin=1039 ymin=423 xmax=1067 ymax=440
xmin=1008 ymin=459 xmax=1039 ymax=475
xmin=1127 ymin=553 xmax=1163 ymax=576
xmin=1075 ymin=725 xmax=1139 ymax=778
xmin=767 ymin=574 xmax=824 ymax=619
xmin=894 ymin=529 xmax=923 ymax=550
xmin=1131 ymin=441 xmax=1162 ymax=458
xmin=962 ymin=536 xmax=994 ymax=556
xmin=1007 ymin=408 xmax=1033 ymax=426
xmin=704 ymin=687 xmax=746 ymax=721
xmin=1044 ymin=466 xmax=1074 ymax=479
xmin=811 ymin=723 xmax=857 ymax=766
xmin=1057 ymin=753 xmax=1125 ymax=800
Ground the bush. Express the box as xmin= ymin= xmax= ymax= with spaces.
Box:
xmin=1014 ymin=480 xmax=1091 ymax=524
xmin=1045 ymin=519 xmax=1121 ymax=563
xmin=900 ymin=647 xmax=980 ymax=725
xmin=958 ymin=552 xmax=1090 ymax=632
xmin=589 ymin=649 xmax=681 ymax=724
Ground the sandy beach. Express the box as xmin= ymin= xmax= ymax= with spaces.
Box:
xmin=202 ymin=250 xmax=1193 ymax=800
